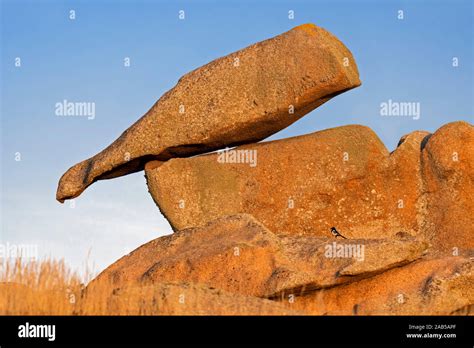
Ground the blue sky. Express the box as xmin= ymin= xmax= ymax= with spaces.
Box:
xmin=1 ymin=0 xmax=473 ymax=273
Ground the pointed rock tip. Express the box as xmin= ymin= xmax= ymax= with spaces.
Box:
xmin=293 ymin=23 xmax=318 ymax=35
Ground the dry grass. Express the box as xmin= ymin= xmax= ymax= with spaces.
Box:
xmin=0 ymin=257 xmax=131 ymax=315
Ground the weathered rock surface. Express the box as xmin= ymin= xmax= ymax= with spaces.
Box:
xmin=421 ymin=121 xmax=474 ymax=253
xmin=56 ymin=23 xmax=360 ymax=202
xmin=91 ymin=214 xmax=429 ymax=298
xmin=145 ymin=125 xmax=431 ymax=239
xmin=103 ymin=282 xmax=301 ymax=315
xmin=280 ymin=255 xmax=473 ymax=315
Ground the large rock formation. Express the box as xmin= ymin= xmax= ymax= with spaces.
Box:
xmin=89 ymin=121 xmax=473 ymax=315
xmin=56 ymin=20 xmax=472 ymax=315
xmin=56 ymin=23 xmax=360 ymax=203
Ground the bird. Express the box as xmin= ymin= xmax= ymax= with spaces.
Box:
xmin=330 ymin=227 xmax=347 ymax=239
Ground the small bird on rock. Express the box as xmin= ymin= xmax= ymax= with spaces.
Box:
xmin=330 ymin=227 xmax=347 ymax=239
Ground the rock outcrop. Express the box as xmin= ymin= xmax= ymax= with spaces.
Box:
xmin=90 ymin=121 xmax=473 ymax=315
xmin=91 ymin=214 xmax=429 ymax=298
xmin=56 ymin=23 xmax=360 ymax=203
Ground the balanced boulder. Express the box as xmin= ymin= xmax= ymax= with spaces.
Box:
xmin=56 ymin=23 xmax=360 ymax=202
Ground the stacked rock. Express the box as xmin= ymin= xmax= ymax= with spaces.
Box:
xmin=56 ymin=23 xmax=360 ymax=203
xmin=58 ymin=24 xmax=473 ymax=315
